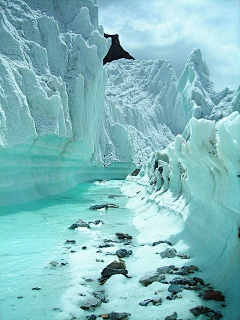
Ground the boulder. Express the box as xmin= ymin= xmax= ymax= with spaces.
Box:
xmin=100 ymin=260 xmax=128 ymax=281
xmin=89 ymin=203 xmax=119 ymax=210
xmin=190 ymin=306 xmax=223 ymax=318
xmin=157 ymin=265 xmax=175 ymax=274
xmin=153 ymin=240 xmax=173 ymax=246
xmin=80 ymin=298 xmax=101 ymax=311
xmin=116 ymin=249 xmax=132 ymax=258
xmin=99 ymin=312 xmax=131 ymax=320
xmin=139 ymin=272 xmax=165 ymax=286
xmin=204 ymin=289 xmax=225 ymax=301
xmin=116 ymin=233 xmax=132 ymax=240
xmin=69 ymin=219 xmax=90 ymax=229
xmin=165 ymin=312 xmax=178 ymax=320
xmin=168 ymin=284 xmax=184 ymax=293
xmin=139 ymin=299 xmax=153 ymax=306
xmin=159 ymin=248 xmax=177 ymax=258
xmin=170 ymin=277 xmax=196 ymax=286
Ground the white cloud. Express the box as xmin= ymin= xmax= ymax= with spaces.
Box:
xmin=97 ymin=0 xmax=240 ymax=90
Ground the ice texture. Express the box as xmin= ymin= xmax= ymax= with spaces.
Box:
xmin=101 ymin=59 xmax=186 ymax=166
xmin=128 ymin=112 xmax=240 ymax=319
xmin=0 ymin=1 xmax=239 ymax=207
xmin=0 ymin=0 xmax=114 ymax=205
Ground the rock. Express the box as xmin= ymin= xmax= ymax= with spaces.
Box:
xmin=89 ymin=220 xmax=104 ymax=225
xmin=170 ymin=277 xmax=196 ymax=286
xmin=87 ymin=315 xmax=97 ymax=320
xmin=177 ymin=253 xmax=190 ymax=259
xmin=99 ymin=312 xmax=131 ymax=320
xmin=168 ymin=284 xmax=184 ymax=293
xmin=139 ymin=299 xmax=153 ymax=306
xmin=32 ymin=287 xmax=41 ymax=290
xmin=69 ymin=219 xmax=90 ymax=229
xmin=100 ymin=260 xmax=128 ymax=281
xmin=91 ymin=291 xmax=109 ymax=303
xmin=204 ymin=289 xmax=225 ymax=301
xmin=157 ymin=265 xmax=175 ymax=274
xmin=152 ymin=298 xmax=162 ymax=305
xmin=17 ymin=296 xmax=23 ymax=299
xmin=65 ymin=240 xmax=76 ymax=244
xmin=99 ymin=243 xmax=114 ymax=248
xmin=131 ymin=168 xmax=141 ymax=176
xmin=80 ymin=298 xmax=101 ymax=311
xmin=89 ymin=203 xmax=119 ymax=210
xmin=82 ymin=246 xmax=87 ymax=250
xmin=103 ymin=33 xmax=134 ymax=65
xmin=116 ymin=233 xmax=132 ymax=240
xmin=165 ymin=312 xmax=178 ymax=320
xmin=193 ymin=277 xmax=205 ymax=286
xmin=159 ymin=248 xmax=177 ymax=258
xmin=139 ymin=272 xmax=165 ymax=286
xmin=153 ymin=240 xmax=173 ymax=246
xmin=49 ymin=261 xmax=58 ymax=267
xmin=116 ymin=249 xmax=132 ymax=258
xmin=190 ymin=306 xmax=223 ymax=318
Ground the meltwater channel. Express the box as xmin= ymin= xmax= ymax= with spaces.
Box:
xmin=0 ymin=180 xmax=137 ymax=320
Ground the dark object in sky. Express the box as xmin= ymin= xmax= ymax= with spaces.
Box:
xmin=103 ymin=33 xmax=135 ymax=65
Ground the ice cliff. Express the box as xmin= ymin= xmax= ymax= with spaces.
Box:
xmin=0 ymin=0 xmax=114 ymax=206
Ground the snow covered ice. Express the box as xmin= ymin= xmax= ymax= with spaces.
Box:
xmin=0 ymin=0 xmax=239 ymax=320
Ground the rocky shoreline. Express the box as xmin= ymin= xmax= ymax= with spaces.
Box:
xmin=54 ymin=190 xmax=227 ymax=320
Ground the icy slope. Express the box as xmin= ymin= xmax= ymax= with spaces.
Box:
xmin=0 ymin=0 xmax=118 ymax=206
xmin=128 ymin=112 xmax=240 ymax=319
xmin=101 ymin=59 xmax=186 ymax=166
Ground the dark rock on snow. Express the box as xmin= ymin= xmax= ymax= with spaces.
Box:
xmin=116 ymin=248 xmax=132 ymax=258
xmin=115 ymin=233 xmax=132 ymax=240
xmin=87 ymin=315 xmax=97 ymax=320
xmin=65 ymin=240 xmax=76 ymax=244
xmin=32 ymin=287 xmax=41 ymax=290
xmin=157 ymin=265 xmax=176 ymax=274
xmin=99 ymin=312 xmax=131 ymax=320
xmin=165 ymin=312 xmax=178 ymax=320
xmin=159 ymin=248 xmax=177 ymax=258
xmin=100 ymin=260 xmax=129 ymax=282
xmin=80 ymin=298 xmax=101 ymax=311
xmin=139 ymin=272 xmax=165 ymax=286
xmin=103 ymin=33 xmax=134 ymax=65
xmin=204 ymin=289 xmax=225 ymax=301
xmin=69 ymin=219 xmax=90 ymax=229
xmin=139 ymin=299 xmax=153 ymax=306
xmin=152 ymin=240 xmax=173 ymax=246
xmin=89 ymin=203 xmax=119 ymax=210
xmin=168 ymin=284 xmax=184 ymax=293
xmin=190 ymin=306 xmax=223 ymax=318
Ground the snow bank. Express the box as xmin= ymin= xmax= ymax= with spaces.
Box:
xmin=127 ymin=112 xmax=240 ymax=319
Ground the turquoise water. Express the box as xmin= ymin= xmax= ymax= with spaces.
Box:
xmin=0 ymin=180 xmax=134 ymax=320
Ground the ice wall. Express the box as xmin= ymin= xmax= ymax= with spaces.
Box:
xmin=131 ymin=112 xmax=240 ymax=318
xmin=0 ymin=0 xmax=118 ymax=206
xmin=101 ymin=59 xmax=186 ymax=166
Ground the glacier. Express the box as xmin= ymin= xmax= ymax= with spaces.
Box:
xmin=0 ymin=0 xmax=239 ymax=319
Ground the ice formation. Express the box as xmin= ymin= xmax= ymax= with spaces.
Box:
xmin=0 ymin=0 xmax=119 ymax=206
xmin=127 ymin=111 xmax=240 ymax=318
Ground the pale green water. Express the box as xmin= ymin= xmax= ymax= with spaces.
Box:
xmin=0 ymin=180 xmax=134 ymax=320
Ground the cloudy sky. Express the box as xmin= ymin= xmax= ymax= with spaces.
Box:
xmin=97 ymin=0 xmax=239 ymax=91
